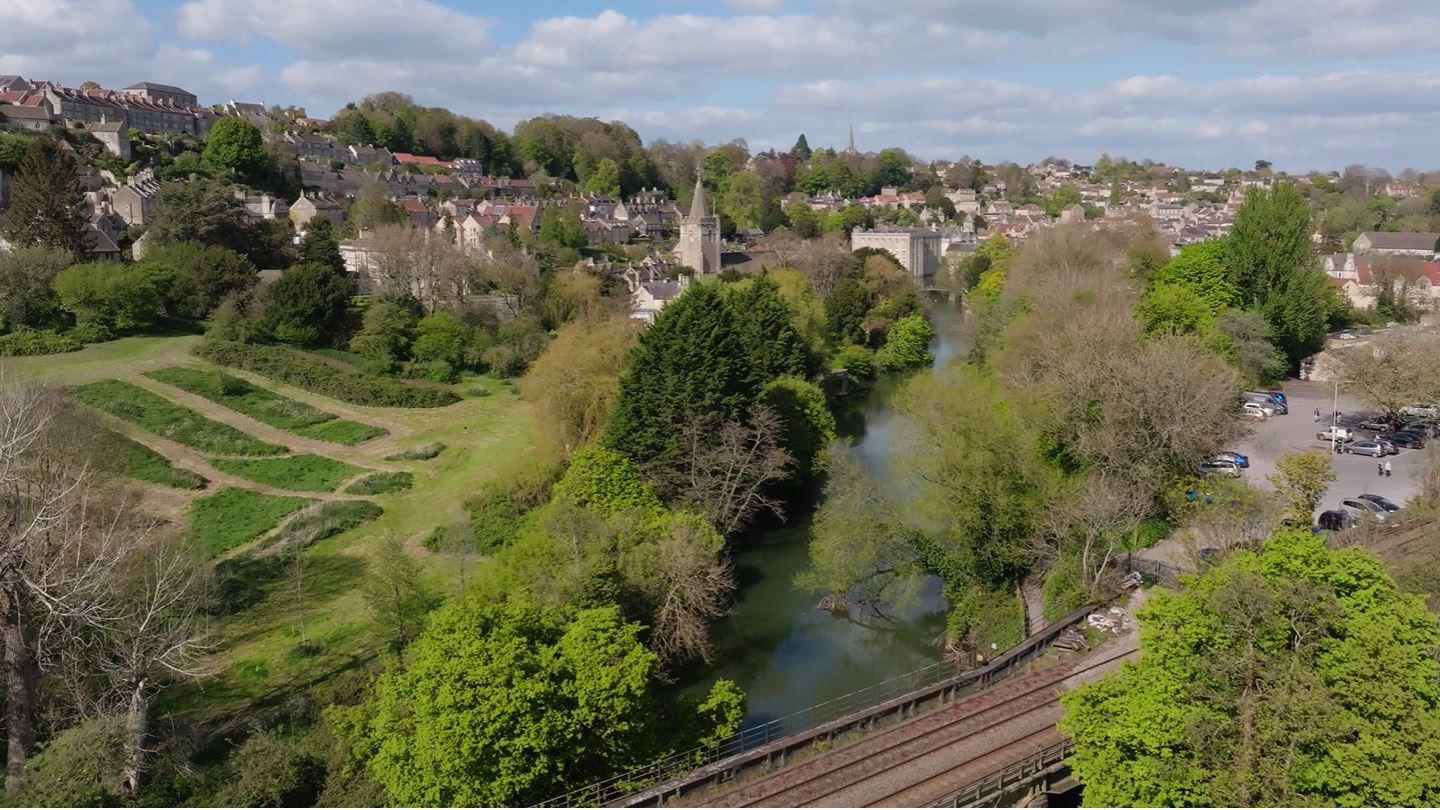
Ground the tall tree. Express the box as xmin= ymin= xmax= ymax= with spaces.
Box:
xmin=1062 ymin=532 xmax=1440 ymax=807
xmin=298 ymin=218 xmax=346 ymax=275
xmin=790 ymin=134 xmax=812 ymax=161
xmin=202 ymin=117 xmax=267 ymax=180
xmin=362 ymin=535 xmax=437 ymax=652
xmin=604 ymin=284 xmax=755 ymax=483
xmin=0 ymin=137 xmax=86 ymax=259
xmin=262 ymin=262 xmax=353 ymax=346
xmin=724 ymin=275 xmax=811 ymax=386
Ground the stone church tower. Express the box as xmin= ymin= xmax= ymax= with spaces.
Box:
xmin=678 ymin=173 xmax=720 ymax=275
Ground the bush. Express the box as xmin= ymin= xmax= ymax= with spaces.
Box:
xmin=194 ymin=341 xmax=461 ymax=408
xmin=405 ymin=360 xmax=459 ymax=384
xmin=464 ymin=460 xmax=558 ymax=553
xmin=143 ymin=241 xmax=257 ymax=320
xmin=0 ymin=328 xmax=82 ymax=357
xmin=189 ymin=488 xmax=313 ymax=557
xmin=384 ymin=442 xmax=446 ymax=461
xmin=146 ymin=366 xmax=386 ymax=445
xmin=759 ymin=376 xmax=837 ymax=480
xmin=832 ymin=343 xmax=875 ymax=378
xmin=73 ymin=380 xmax=285 ymax=456
xmin=210 ymin=454 xmax=364 ymax=493
xmin=52 ymin=262 xmax=164 ymax=331
xmin=213 ymin=729 xmax=325 ymax=808
xmin=208 ymin=554 xmax=287 ymax=616
xmin=266 ymin=500 xmax=383 ymax=554
xmin=16 ymin=716 xmax=127 ymax=807
xmin=345 ymin=471 xmax=413 ymax=495
xmin=262 ymin=263 xmax=352 ymax=347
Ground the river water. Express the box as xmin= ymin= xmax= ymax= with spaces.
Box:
xmin=684 ymin=300 xmax=965 ymax=728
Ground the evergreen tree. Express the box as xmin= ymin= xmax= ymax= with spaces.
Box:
xmin=604 ymin=284 xmax=755 ymax=482
xmin=298 ymin=218 xmax=345 ymax=275
xmin=724 ymin=275 xmax=810 ymax=386
xmin=389 ymin=114 xmax=415 ymax=153
xmin=790 ymin=134 xmax=812 ymax=161
xmin=262 ymin=262 xmax=353 ymax=346
xmin=824 ymin=277 xmax=872 ymax=345
xmin=0 ymin=136 xmax=85 ymax=259
xmin=1228 ymin=182 xmax=1314 ymax=305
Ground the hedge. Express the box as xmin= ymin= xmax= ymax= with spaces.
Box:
xmin=194 ymin=341 xmax=460 ymax=408
xmin=0 ymin=329 xmax=83 ymax=357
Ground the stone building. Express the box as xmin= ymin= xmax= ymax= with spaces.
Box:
xmin=850 ymin=227 xmax=943 ymax=284
xmin=677 ymin=174 xmax=720 ymax=275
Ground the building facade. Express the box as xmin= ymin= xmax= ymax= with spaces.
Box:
xmin=851 ymin=227 xmax=943 ymax=283
xmin=677 ymin=174 xmax=721 ymax=275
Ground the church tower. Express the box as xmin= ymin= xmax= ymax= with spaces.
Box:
xmin=678 ymin=172 xmax=720 ymax=275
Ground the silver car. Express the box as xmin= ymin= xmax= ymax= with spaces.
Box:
xmin=1198 ymin=459 xmax=1242 ymax=478
xmin=1345 ymin=441 xmax=1386 ymax=458
xmin=1340 ymin=498 xmax=1390 ymax=523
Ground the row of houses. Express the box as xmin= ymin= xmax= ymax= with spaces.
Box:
xmin=0 ymin=76 xmax=219 ymax=152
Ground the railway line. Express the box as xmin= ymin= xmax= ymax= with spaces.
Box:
xmin=696 ymin=638 xmax=1138 ymax=808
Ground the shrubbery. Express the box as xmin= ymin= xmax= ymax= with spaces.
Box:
xmin=194 ymin=341 xmax=460 ymax=408
xmin=0 ymin=328 xmax=83 ymax=357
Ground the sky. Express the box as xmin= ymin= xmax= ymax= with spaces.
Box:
xmin=4 ymin=0 xmax=1440 ymax=172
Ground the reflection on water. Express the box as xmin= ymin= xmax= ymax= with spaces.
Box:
xmin=680 ymin=299 xmax=965 ymax=727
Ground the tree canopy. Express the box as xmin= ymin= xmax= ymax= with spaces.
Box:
xmin=0 ymin=136 xmax=86 ymax=259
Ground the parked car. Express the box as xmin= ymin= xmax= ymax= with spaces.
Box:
xmin=1198 ymin=459 xmax=1242 ymax=477
xmin=1403 ymin=421 xmax=1440 ymax=438
xmin=1318 ymin=426 xmax=1353 ymax=442
xmin=1401 ymin=404 xmax=1439 ymax=419
xmin=1380 ymin=432 xmax=1425 ymax=449
xmin=1357 ymin=494 xmax=1403 ymax=513
xmin=1358 ymin=418 xmax=1391 ymax=432
xmin=1212 ymin=451 xmax=1250 ymax=468
xmin=1316 ymin=509 xmax=1359 ymax=532
xmin=1344 ymin=440 xmax=1387 ymax=457
xmin=1340 ymin=498 xmax=1390 ymax=522
xmin=1241 ymin=402 xmax=1270 ymax=421
xmin=1244 ymin=394 xmax=1287 ymax=415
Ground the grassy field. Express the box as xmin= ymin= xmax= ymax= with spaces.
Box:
xmin=189 ymin=488 xmax=315 ymax=558
xmin=209 ymin=453 xmax=365 ymax=493
xmin=74 ymin=380 xmax=286 ymax=457
xmin=345 ymin=471 xmax=413 ymax=494
xmin=23 ymin=338 xmax=534 ymax=724
xmin=265 ymin=500 xmax=385 ymax=554
xmin=146 ymin=366 xmax=387 ymax=445
xmin=91 ymin=426 xmax=206 ymax=489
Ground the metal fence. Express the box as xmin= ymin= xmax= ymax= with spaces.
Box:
xmin=540 ymin=602 xmax=1100 ymax=808
xmin=928 ymin=739 xmax=1075 ymax=807
xmin=1124 ymin=553 xmax=1184 ymax=585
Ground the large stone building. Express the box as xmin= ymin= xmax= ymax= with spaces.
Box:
xmin=1353 ymin=231 xmax=1439 ymax=258
xmin=850 ymin=227 xmax=943 ymax=284
xmin=677 ymin=174 xmax=720 ymax=275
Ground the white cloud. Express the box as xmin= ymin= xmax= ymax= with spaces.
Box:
xmin=176 ymin=0 xmax=493 ymax=58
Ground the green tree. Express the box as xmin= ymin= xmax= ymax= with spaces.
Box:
xmin=784 ymin=203 xmax=821 ymax=238
xmin=148 ymin=179 xmax=284 ymax=265
xmin=350 ymin=297 xmax=420 ymax=373
xmin=142 ymin=241 xmax=257 ymax=320
xmin=349 ymin=184 xmax=407 ymax=233
xmin=1061 ymin=532 xmax=1440 ymax=807
xmin=0 ymin=246 xmax=71 ymax=331
xmin=719 ymin=171 xmax=778 ymax=231
xmin=410 ymin=311 xmax=471 ymax=373
xmin=203 ymin=117 xmax=267 ymax=179
xmin=262 ymin=262 xmax=352 ymax=346
xmin=551 ymin=445 xmax=664 ymax=515
xmin=758 ymin=376 xmax=836 ymax=480
xmin=584 ymin=158 xmax=621 ymax=197
xmin=345 ymin=598 xmax=737 ymax=805
xmin=824 ymin=277 xmax=872 ymax=345
xmin=604 ymin=284 xmax=755 ymax=482
xmin=52 ymin=263 xmax=163 ymax=331
xmin=337 ymin=110 xmax=376 ymax=146
xmin=1135 ymin=283 xmax=1216 ymax=337
xmin=298 ymin=218 xmax=346 ymax=275
xmin=1263 ymin=265 xmax=1339 ymax=364
xmin=1042 ymin=184 xmax=1081 ymax=217
xmin=1150 ymin=240 xmax=1239 ymax=311
xmin=724 ymin=275 xmax=811 ymax=386
xmin=873 ymin=313 xmax=934 ymax=370
xmin=538 ymin=205 xmax=587 ymax=250
xmin=790 ymin=134 xmax=812 ymax=161
xmin=1268 ymin=450 xmax=1336 ymax=528
xmin=363 ymin=534 xmax=438 ymax=652
xmin=0 ymin=136 xmax=86 ymax=259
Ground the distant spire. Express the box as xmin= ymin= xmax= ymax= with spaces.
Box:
xmin=689 ymin=170 xmax=708 ymax=219
xmin=846 ymin=124 xmax=856 ymax=154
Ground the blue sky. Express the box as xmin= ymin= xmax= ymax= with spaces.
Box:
xmin=5 ymin=0 xmax=1440 ymax=172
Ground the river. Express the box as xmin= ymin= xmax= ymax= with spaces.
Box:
xmin=684 ymin=299 xmax=965 ymax=728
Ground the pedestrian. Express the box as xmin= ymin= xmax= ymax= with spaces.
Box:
xmin=1314 ymin=407 xmax=1321 ymax=421
xmin=1379 ymin=461 xmax=1385 ymax=477
xmin=1386 ymin=460 xmax=1393 ymax=478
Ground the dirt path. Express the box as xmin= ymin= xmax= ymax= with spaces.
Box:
xmin=1020 ymin=576 xmax=1046 ymax=636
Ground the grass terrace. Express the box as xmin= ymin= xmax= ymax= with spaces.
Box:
xmin=73 ymin=380 xmax=286 ymax=457
xmin=146 ymin=366 xmax=387 ymax=445
xmin=209 ymin=454 xmax=364 ymax=493
xmin=189 ymin=488 xmax=314 ymax=558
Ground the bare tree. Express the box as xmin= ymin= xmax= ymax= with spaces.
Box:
xmin=1337 ymin=332 xmax=1440 ymax=424
xmin=0 ymin=383 xmax=147 ymax=793
xmin=673 ymin=407 xmax=793 ymax=538
xmin=98 ymin=544 xmax=209 ymax=796
xmin=363 ymin=224 xmax=478 ymax=312
xmin=1040 ymin=473 xmax=1152 ymax=595
xmin=619 ymin=514 xmax=735 ymax=663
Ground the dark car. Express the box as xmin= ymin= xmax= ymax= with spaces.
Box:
xmin=1357 ymin=494 xmax=1403 ymax=513
xmin=1317 ymin=509 xmax=1358 ymax=532
xmin=1380 ymin=432 xmax=1425 ymax=449
xmin=1403 ymin=421 xmax=1440 ymax=438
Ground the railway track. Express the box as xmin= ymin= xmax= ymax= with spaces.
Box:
xmin=701 ymin=639 xmax=1138 ymax=808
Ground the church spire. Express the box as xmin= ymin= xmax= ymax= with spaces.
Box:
xmin=688 ymin=170 xmax=708 ymax=220
xmin=846 ymin=124 xmax=856 ymax=154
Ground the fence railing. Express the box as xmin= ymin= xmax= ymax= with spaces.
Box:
xmin=540 ymin=602 xmax=1101 ymax=808
xmin=928 ymin=739 xmax=1075 ymax=807
xmin=1124 ymin=553 xmax=1184 ymax=585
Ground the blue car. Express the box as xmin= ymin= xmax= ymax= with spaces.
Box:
xmin=1213 ymin=451 xmax=1249 ymax=468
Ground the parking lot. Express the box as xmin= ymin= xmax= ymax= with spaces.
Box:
xmin=1141 ymin=380 xmax=1430 ymax=570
